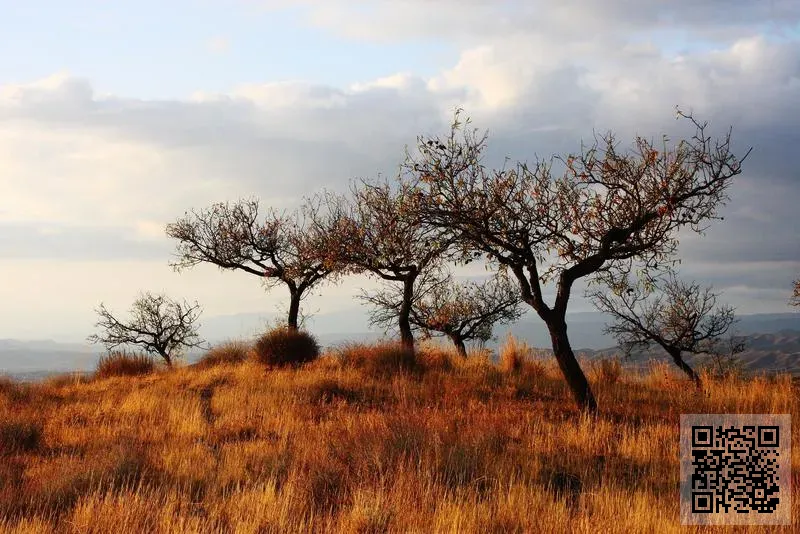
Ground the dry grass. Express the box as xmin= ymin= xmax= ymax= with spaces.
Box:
xmin=498 ymin=333 xmax=535 ymax=374
xmin=0 ymin=337 xmax=797 ymax=533
xmin=197 ymin=340 xmax=252 ymax=368
xmin=94 ymin=351 xmax=157 ymax=380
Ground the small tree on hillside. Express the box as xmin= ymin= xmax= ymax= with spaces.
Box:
xmin=791 ymin=279 xmax=800 ymax=307
xmin=363 ymin=269 xmax=523 ymax=356
xmin=87 ymin=292 xmax=205 ymax=366
xmin=166 ymin=199 xmax=340 ymax=331
xmin=589 ymin=272 xmax=745 ymax=387
xmin=313 ymin=180 xmax=451 ymax=352
xmin=408 ymin=109 xmax=749 ymax=412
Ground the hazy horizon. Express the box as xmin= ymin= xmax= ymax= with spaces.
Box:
xmin=1 ymin=1 xmax=798 ymax=342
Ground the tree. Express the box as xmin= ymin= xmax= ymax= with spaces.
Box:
xmin=407 ymin=109 xmax=749 ymax=412
xmin=363 ymin=269 xmax=523 ymax=356
xmin=589 ymin=272 xmax=745 ymax=387
xmin=791 ymin=279 xmax=800 ymax=307
xmin=313 ymin=180 xmax=451 ymax=351
xmin=87 ymin=292 xmax=205 ymax=366
xmin=166 ymin=198 xmax=340 ymax=331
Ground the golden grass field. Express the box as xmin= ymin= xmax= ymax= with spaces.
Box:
xmin=0 ymin=337 xmax=797 ymax=533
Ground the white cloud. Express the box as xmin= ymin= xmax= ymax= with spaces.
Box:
xmin=0 ymin=1 xmax=798 ymax=339
xmin=207 ymin=36 xmax=230 ymax=54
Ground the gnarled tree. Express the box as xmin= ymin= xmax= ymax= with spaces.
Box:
xmin=87 ymin=292 xmax=205 ymax=366
xmin=166 ymin=198 xmax=340 ymax=331
xmin=589 ymin=272 xmax=745 ymax=387
xmin=363 ymin=269 xmax=523 ymax=356
xmin=408 ymin=109 xmax=749 ymax=412
xmin=314 ymin=180 xmax=451 ymax=351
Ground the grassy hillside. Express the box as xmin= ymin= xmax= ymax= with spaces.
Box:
xmin=0 ymin=340 xmax=797 ymax=533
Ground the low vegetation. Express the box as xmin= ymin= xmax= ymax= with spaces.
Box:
xmin=0 ymin=337 xmax=796 ymax=533
xmin=197 ymin=341 xmax=252 ymax=368
xmin=254 ymin=328 xmax=321 ymax=367
xmin=94 ymin=351 xmax=156 ymax=379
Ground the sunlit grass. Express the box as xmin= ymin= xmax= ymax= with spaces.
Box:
xmin=0 ymin=338 xmax=797 ymax=533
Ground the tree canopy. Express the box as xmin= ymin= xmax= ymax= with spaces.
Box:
xmin=405 ymin=109 xmax=749 ymax=411
xmin=312 ymin=180 xmax=452 ymax=350
xmin=590 ymin=271 xmax=744 ymax=386
xmin=166 ymin=198 xmax=341 ymax=330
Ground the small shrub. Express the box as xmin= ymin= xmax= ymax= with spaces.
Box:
xmin=94 ymin=351 xmax=156 ymax=379
xmin=499 ymin=334 xmax=533 ymax=374
xmin=198 ymin=340 xmax=251 ymax=368
xmin=0 ymin=419 xmax=43 ymax=454
xmin=335 ymin=342 xmax=416 ymax=377
xmin=254 ymin=328 xmax=320 ymax=367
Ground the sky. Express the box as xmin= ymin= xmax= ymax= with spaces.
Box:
xmin=0 ymin=0 xmax=798 ymax=342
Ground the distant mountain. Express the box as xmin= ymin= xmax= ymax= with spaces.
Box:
xmin=568 ymin=330 xmax=800 ymax=376
xmin=1 ymin=312 xmax=798 ymax=379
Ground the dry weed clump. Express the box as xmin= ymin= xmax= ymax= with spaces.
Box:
xmin=591 ymin=357 xmax=624 ymax=386
xmin=0 ymin=340 xmax=797 ymax=533
xmin=94 ymin=351 xmax=156 ymax=380
xmin=197 ymin=340 xmax=252 ymax=368
xmin=499 ymin=333 xmax=534 ymax=373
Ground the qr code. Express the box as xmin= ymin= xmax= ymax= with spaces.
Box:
xmin=680 ymin=414 xmax=792 ymax=526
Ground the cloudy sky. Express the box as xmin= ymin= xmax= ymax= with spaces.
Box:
xmin=0 ymin=0 xmax=798 ymax=341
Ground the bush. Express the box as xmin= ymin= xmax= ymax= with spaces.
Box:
xmin=198 ymin=340 xmax=251 ymax=368
xmin=95 ymin=351 xmax=156 ymax=379
xmin=0 ymin=419 xmax=42 ymax=454
xmin=335 ymin=342 xmax=416 ymax=377
xmin=254 ymin=328 xmax=320 ymax=367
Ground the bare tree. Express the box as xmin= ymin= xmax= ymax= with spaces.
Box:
xmin=590 ymin=272 xmax=745 ymax=387
xmin=407 ymin=108 xmax=749 ymax=412
xmin=313 ymin=180 xmax=451 ymax=351
xmin=87 ymin=292 xmax=205 ymax=366
xmin=166 ymin=198 xmax=340 ymax=331
xmin=363 ymin=269 xmax=523 ymax=356
xmin=791 ymin=279 xmax=800 ymax=307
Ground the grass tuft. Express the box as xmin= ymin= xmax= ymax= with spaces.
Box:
xmin=95 ymin=351 xmax=156 ymax=379
xmin=198 ymin=340 xmax=252 ymax=368
xmin=499 ymin=334 xmax=533 ymax=374
xmin=335 ymin=341 xmax=417 ymax=377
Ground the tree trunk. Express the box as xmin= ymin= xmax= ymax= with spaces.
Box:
xmin=159 ymin=350 xmax=172 ymax=367
xmin=668 ymin=349 xmax=702 ymax=389
xmin=398 ymin=276 xmax=416 ymax=352
xmin=287 ymin=289 xmax=301 ymax=332
xmin=448 ymin=333 xmax=468 ymax=357
xmin=546 ymin=318 xmax=598 ymax=414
